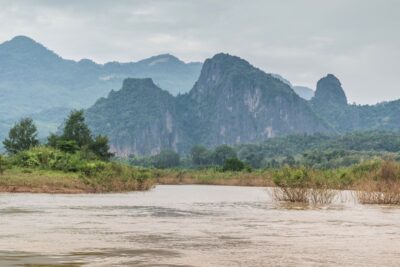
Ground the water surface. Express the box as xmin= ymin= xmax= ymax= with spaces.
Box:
xmin=0 ymin=185 xmax=399 ymax=266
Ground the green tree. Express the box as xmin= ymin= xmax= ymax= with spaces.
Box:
xmin=0 ymin=155 xmax=8 ymax=174
xmin=47 ymin=133 xmax=79 ymax=153
xmin=153 ymin=149 xmax=180 ymax=168
xmin=48 ymin=110 xmax=112 ymax=161
xmin=3 ymin=118 xmax=39 ymax=154
xmin=62 ymin=110 xmax=92 ymax=148
xmin=212 ymin=145 xmax=237 ymax=165
xmin=89 ymin=135 xmax=114 ymax=161
xmin=190 ymin=145 xmax=211 ymax=166
xmin=222 ymin=158 xmax=245 ymax=172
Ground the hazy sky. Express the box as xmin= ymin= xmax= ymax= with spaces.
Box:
xmin=1 ymin=0 xmax=399 ymax=104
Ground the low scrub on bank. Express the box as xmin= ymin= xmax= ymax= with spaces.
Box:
xmin=0 ymin=146 xmax=154 ymax=193
xmin=155 ymin=168 xmax=274 ymax=187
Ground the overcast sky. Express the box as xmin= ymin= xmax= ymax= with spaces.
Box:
xmin=0 ymin=0 xmax=399 ymax=104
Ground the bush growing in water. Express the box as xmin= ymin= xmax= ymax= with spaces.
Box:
xmin=356 ymin=160 xmax=400 ymax=205
xmin=272 ymin=167 xmax=337 ymax=204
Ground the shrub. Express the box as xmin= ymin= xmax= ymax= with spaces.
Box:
xmin=14 ymin=146 xmax=86 ymax=172
xmin=80 ymin=161 xmax=107 ymax=177
xmin=222 ymin=158 xmax=245 ymax=172
xmin=0 ymin=155 xmax=9 ymax=174
xmin=153 ymin=150 xmax=180 ymax=168
xmin=272 ymin=166 xmax=337 ymax=204
xmin=273 ymin=167 xmax=311 ymax=188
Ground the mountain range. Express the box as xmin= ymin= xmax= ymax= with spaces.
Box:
xmin=86 ymin=55 xmax=400 ymax=156
xmin=86 ymin=54 xmax=329 ymax=155
xmin=1 ymin=36 xmax=399 ymax=156
xmin=0 ymin=36 xmax=202 ymax=139
xmin=0 ymin=36 xmax=313 ymax=135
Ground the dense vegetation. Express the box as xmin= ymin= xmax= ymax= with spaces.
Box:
xmin=125 ymin=131 xmax=400 ymax=170
xmin=0 ymin=111 xmax=154 ymax=192
xmin=1 ymin=115 xmax=399 ymax=204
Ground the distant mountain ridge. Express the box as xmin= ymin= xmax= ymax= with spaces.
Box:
xmin=86 ymin=54 xmax=331 ymax=156
xmin=0 ymin=35 xmax=202 ymax=139
xmin=1 ymin=36 xmax=400 ymax=155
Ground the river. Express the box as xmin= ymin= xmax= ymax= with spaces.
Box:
xmin=0 ymin=185 xmax=399 ymax=266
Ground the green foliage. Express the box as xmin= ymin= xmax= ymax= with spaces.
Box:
xmin=0 ymin=155 xmax=9 ymax=174
xmin=273 ymin=167 xmax=312 ymax=188
xmin=153 ymin=150 xmax=180 ymax=169
xmin=89 ymin=135 xmax=113 ymax=161
xmin=62 ymin=110 xmax=92 ymax=148
xmin=126 ymin=131 xmax=400 ymax=171
xmin=48 ymin=110 xmax=113 ymax=161
xmin=222 ymin=158 xmax=245 ymax=172
xmin=13 ymin=146 xmax=84 ymax=172
xmin=190 ymin=145 xmax=212 ymax=166
xmin=212 ymin=145 xmax=237 ymax=165
xmin=80 ymin=161 xmax=107 ymax=177
xmin=3 ymin=118 xmax=39 ymax=154
xmin=237 ymin=131 xmax=400 ymax=169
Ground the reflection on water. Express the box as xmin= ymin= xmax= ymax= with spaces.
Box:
xmin=0 ymin=185 xmax=399 ymax=266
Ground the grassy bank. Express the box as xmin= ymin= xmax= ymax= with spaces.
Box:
xmin=0 ymin=146 xmax=155 ymax=193
xmin=155 ymin=168 xmax=274 ymax=186
xmin=1 ymin=149 xmax=399 ymax=205
xmin=0 ymin=166 xmax=154 ymax=193
xmin=0 ymin=168 xmax=88 ymax=193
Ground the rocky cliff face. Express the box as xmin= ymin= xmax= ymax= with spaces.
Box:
xmin=188 ymin=54 xmax=330 ymax=147
xmin=312 ymin=74 xmax=348 ymax=107
xmin=86 ymin=54 xmax=331 ymax=156
xmin=310 ymin=74 xmax=400 ymax=133
xmin=86 ymin=78 xmax=186 ymax=156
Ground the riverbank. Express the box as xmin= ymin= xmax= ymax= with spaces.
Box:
xmin=1 ymin=160 xmax=399 ymax=206
xmin=0 ymin=168 xmax=272 ymax=193
xmin=0 ymin=167 xmax=154 ymax=193
xmin=155 ymin=169 xmax=274 ymax=187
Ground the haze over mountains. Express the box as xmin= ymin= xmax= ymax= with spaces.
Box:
xmin=1 ymin=36 xmax=399 ymax=155
xmin=0 ymin=36 xmax=202 ymax=138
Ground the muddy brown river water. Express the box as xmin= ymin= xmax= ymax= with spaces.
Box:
xmin=0 ymin=185 xmax=399 ymax=266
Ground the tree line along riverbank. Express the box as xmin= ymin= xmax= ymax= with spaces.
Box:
xmin=0 ymin=111 xmax=399 ymax=204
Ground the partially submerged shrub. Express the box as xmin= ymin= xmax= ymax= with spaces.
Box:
xmin=356 ymin=160 xmax=400 ymax=205
xmin=273 ymin=167 xmax=312 ymax=188
xmin=356 ymin=180 xmax=400 ymax=205
xmin=273 ymin=187 xmax=309 ymax=203
xmin=272 ymin=167 xmax=337 ymax=204
xmin=309 ymin=188 xmax=337 ymax=204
